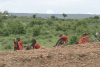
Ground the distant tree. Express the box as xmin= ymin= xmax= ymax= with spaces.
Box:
xmin=2 ymin=15 xmax=7 ymax=19
xmin=94 ymin=16 xmax=99 ymax=19
xmin=55 ymin=17 xmax=58 ymax=21
xmin=0 ymin=16 xmax=3 ymax=28
xmin=46 ymin=20 xmax=53 ymax=26
xmin=89 ymin=17 xmax=93 ymax=19
xmin=2 ymin=10 xmax=9 ymax=19
xmin=3 ymin=10 xmax=9 ymax=16
xmin=14 ymin=15 xmax=17 ymax=18
xmin=32 ymin=25 xmax=41 ymax=36
xmin=6 ymin=19 xmax=26 ymax=34
xmin=0 ymin=12 xmax=2 ymax=15
xmin=62 ymin=13 xmax=67 ymax=19
xmin=33 ymin=14 xmax=36 ymax=19
xmin=51 ymin=15 xmax=55 ymax=20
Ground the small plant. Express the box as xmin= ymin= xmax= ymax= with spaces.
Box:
xmin=27 ymin=58 xmax=29 ymax=60
xmin=15 ymin=59 xmax=17 ymax=61
xmin=76 ymin=54 xmax=81 ymax=56
xmin=66 ymin=45 xmax=70 ymax=48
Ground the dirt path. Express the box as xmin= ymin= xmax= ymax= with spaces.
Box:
xmin=0 ymin=42 xmax=100 ymax=67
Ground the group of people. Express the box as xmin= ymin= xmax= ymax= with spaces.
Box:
xmin=13 ymin=32 xmax=90 ymax=51
xmin=13 ymin=38 xmax=40 ymax=51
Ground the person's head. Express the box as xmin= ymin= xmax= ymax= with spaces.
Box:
xmin=31 ymin=39 xmax=36 ymax=44
xmin=16 ymin=37 xmax=20 ymax=41
xmin=59 ymin=34 xmax=63 ymax=37
xmin=83 ymin=32 xmax=88 ymax=36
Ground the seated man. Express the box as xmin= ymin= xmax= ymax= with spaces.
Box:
xmin=53 ymin=34 xmax=68 ymax=47
xmin=13 ymin=37 xmax=23 ymax=51
xmin=31 ymin=39 xmax=40 ymax=49
xmin=78 ymin=32 xmax=90 ymax=44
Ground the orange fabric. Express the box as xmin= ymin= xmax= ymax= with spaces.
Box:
xmin=33 ymin=43 xmax=40 ymax=49
xmin=78 ymin=35 xmax=90 ymax=44
xmin=78 ymin=37 xmax=85 ymax=44
xmin=18 ymin=41 xmax=23 ymax=50
xmin=60 ymin=35 xmax=68 ymax=45
xmin=84 ymin=35 xmax=90 ymax=42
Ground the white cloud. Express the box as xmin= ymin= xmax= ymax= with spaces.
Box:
xmin=40 ymin=0 xmax=83 ymax=6
xmin=87 ymin=12 xmax=92 ymax=14
xmin=0 ymin=0 xmax=100 ymax=14
xmin=46 ymin=9 xmax=54 ymax=14
xmin=97 ymin=11 xmax=100 ymax=14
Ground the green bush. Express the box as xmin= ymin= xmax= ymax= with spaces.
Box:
xmin=4 ymin=45 xmax=12 ymax=49
xmin=68 ymin=35 xmax=78 ymax=45
xmin=32 ymin=25 xmax=41 ymax=36
xmin=0 ymin=16 xmax=3 ymax=28
xmin=30 ymin=20 xmax=35 ymax=27
xmin=58 ymin=20 xmax=62 ymax=23
xmin=53 ymin=31 xmax=64 ymax=36
xmin=94 ymin=16 xmax=99 ymax=19
xmin=6 ymin=19 xmax=26 ymax=34
xmin=0 ymin=28 xmax=10 ymax=36
xmin=46 ymin=20 xmax=53 ymax=26
xmin=63 ymin=31 xmax=68 ymax=36
xmin=55 ymin=24 xmax=63 ymax=31
xmin=22 ymin=39 xmax=32 ymax=44
xmin=46 ymin=34 xmax=53 ymax=38
xmin=36 ymin=20 xmax=44 ymax=25
xmin=40 ymin=31 xmax=50 ymax=35
xmin=55 ymin=17 xmax=58 ymax=21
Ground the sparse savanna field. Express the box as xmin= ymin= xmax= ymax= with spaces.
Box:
xmin=0 ymin=13 xmax=100 ymax=51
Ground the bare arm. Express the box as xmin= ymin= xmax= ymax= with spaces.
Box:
xmin=53 ymin=38 xmax=63 ymax=47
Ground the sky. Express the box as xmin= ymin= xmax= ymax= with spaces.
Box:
xmin=0 ymin=0 xmax=100 ymax=14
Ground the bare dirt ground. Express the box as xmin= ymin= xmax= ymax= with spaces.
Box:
xmin=0 ymin=42 xmax=100 ymax=67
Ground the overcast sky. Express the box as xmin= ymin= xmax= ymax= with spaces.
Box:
xmin=0 ymin=0 xmax=100 ymax=14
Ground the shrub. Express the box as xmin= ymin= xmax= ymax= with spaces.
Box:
xmin=22 ymin=39 xmax=32 ymax=44
xmin=94 ymin=16 xmax=99 ymax=19
xmin=4 ymin=45 xmax=12 ymax=49
xmin=68 ymin=35 xmax=78 ymax=45
xmin=30 ymin=20 xmax=35 ymax=27
xmin=36 ymin=20 xmax=44 ymax=25
xmin=6 ymin=19 xmax=26 ymax=34
xmin=40 ymin=31 xmax=50 ymax=35
xmin=47 ymin=34 xmax=53 ymax=38
xmin=32 ymin=25 xmax=41 ymax=36
xmin=0 ymin=28 xmax=10 ymax=36
xmin=46 ymin=20 xmax=53 ymax=26
xmin=55 ymin=24 xmax=63 ymax=31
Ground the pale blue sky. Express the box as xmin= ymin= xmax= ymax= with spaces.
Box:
xmin=0 ymin=0 xmax=100 ymax=14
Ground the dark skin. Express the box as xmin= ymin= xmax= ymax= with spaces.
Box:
xmin=13 ymin=39 xmax=19 ymax=51
xmin=24 ymin=42 xmax=37 ymax=50
xmin=13 ymin=39 xmax=17 ymax=51
xmin=53 ymin=37 xmax=64 ymax=47
xmin=31 ymin=42 xmax=36 ymax=49
xmin=53 ymin=35 xmax=68 ymax=47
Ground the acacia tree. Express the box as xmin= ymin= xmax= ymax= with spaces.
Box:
xmin=33 ymin=14 xmax=36 ymax=19
xmin=0 ymin=15 xmax=3 ymax=28
xmin=2 ymin=10 xmax=10 ymax=19
xmin=62 ymin=13 xmax=67 ymax=19
xmin=94 ymin=16 xmax=99 ymax=19
xmin=51 ymin=15 xmax=55 ymax=20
